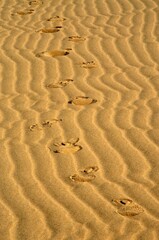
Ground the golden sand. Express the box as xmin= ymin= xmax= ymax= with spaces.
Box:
xmin=0 ymin=0 xmax=159 ymax=239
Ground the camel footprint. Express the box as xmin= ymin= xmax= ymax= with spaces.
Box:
xmin=70 ymin=174 xmax=96 ymax=182
xmin=68 ymin=36 xmax=86 ymax=42
xmin=28 ymin=0 xmax=43 ymax=6
xmin=11 ymin=9 xmax=34 ymax=16
xmin=35 ymin=26 xmax=62 ymax=33
xmin=35 ymin=48 xmax=72 ymax=58
xmin=29 ymin=119 xmax=62 ymax=131
xmin=46 ymin=79 xmax=73 ymax=88
xmin=81 ymin=166 xmax=99 ymax=174
xmin=68 ymin=96 xmax=97 ymax=105
xmin=29 ymin=123 xmax=41 ymax=131
xmin=41 ymin=119 xmax=62 ymax=127
xmin=112 ymin=198 xmax=144 ymax=217
xmin=50 ymin=138 xmax=82 ymax=154
xmin=80 ymin=61 xmax=97 ymax=68
xmin=46 ymin=16 xmax=66 ymax=22
xmin=70 ymin=166 xmax=99 ymax=183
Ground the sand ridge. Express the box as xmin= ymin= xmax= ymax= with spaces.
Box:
xmin=0 ymin=0 xmax=159 ymax=239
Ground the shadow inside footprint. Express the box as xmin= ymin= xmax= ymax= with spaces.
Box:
xmin=80 ymin=61 xmax=97 ymax=68
xmin=112 ymin=199 xmax=144 ymax=217
xmin=46 ymin=79 xmax=73 ymax=88
xmin=51 ymin=138 xmax=82 ymax=154
xmin=35 ymin=26 xmax=62 ymax=33
xmin=68 ymin=96 xmax=97 ymax=105
xmin=68 ymin=36 xmax=86 ymax=42
xmin=35 ymin=49 xmax=72 ymax=58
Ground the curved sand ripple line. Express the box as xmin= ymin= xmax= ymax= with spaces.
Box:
xmin=1 ymin=0 xmax=159 ymax=239
xmin=8 ymin=141 xmax=82 ymax=239
xmin=0 ymin=199 xmax=14 ymax=240
xmin=67 ymin=8 xmax=155 ymax=240
xmin=74 ymin=0 xmax=159 ymax=235
xmin=29 ymin=144 xmax=110 ymax=237
xmin=0 ymin=143 xmax=51 ymax=240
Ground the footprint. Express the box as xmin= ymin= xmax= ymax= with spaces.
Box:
xmin=11 ymin=9 xmax=34 ymax=16
xmin=41 ymin=119 xmax=62 ymax=128
xmin=46 ymin=79 xmax=73 ymax=88
xmin=51 ymin=138 xmax=82 ymax=154
xmin=80 ymin=61 xmax=97 ymax=68
xmin=69 ymin=174 xmax=96 ymax=182
xmin=29 ymin=124 xmax=42 ymax=131
xmin=70 ymin=166 xmax=99 ymax=183
xmin=112 ymin=199 xmax=144 ymax=217
xmin=81 ymin=166 xmax=99 ymax=174
xmin=46 ymin=16 xmax=66 ymax=22
xmin=35 ymin=48 xmax=72 ymax=58
xmin=68 ymin=36 xmax=86 ymax=42
xmin=28 ymin=0 xmax=43 ymax=6
xmin=29 ymin=119 xmax=62 ymax=131
xmin=35 ymin=26 xmax=62 ymax=33
xmin=68 ymin=96 xmax=97 ymax=105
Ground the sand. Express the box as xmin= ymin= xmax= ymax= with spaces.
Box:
xmin=0 ymin=0 xmax=159 ymax=239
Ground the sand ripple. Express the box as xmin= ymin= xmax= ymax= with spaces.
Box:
xmin=0 ymin=0 xmax=159 ymax=239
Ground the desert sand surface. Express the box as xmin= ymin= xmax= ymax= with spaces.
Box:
xmin=0 ymin=0 xmax=159 ymax=239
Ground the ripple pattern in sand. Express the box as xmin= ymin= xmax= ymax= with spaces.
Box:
xmin=0 ymin=0 xmax=159 ymax=239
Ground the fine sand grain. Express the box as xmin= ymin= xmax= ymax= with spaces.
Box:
xmin=0 ymin=0 xmax=159 ymax=239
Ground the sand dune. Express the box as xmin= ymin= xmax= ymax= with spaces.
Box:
xmin=0 ymin=0 xmax=159 ymax=239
